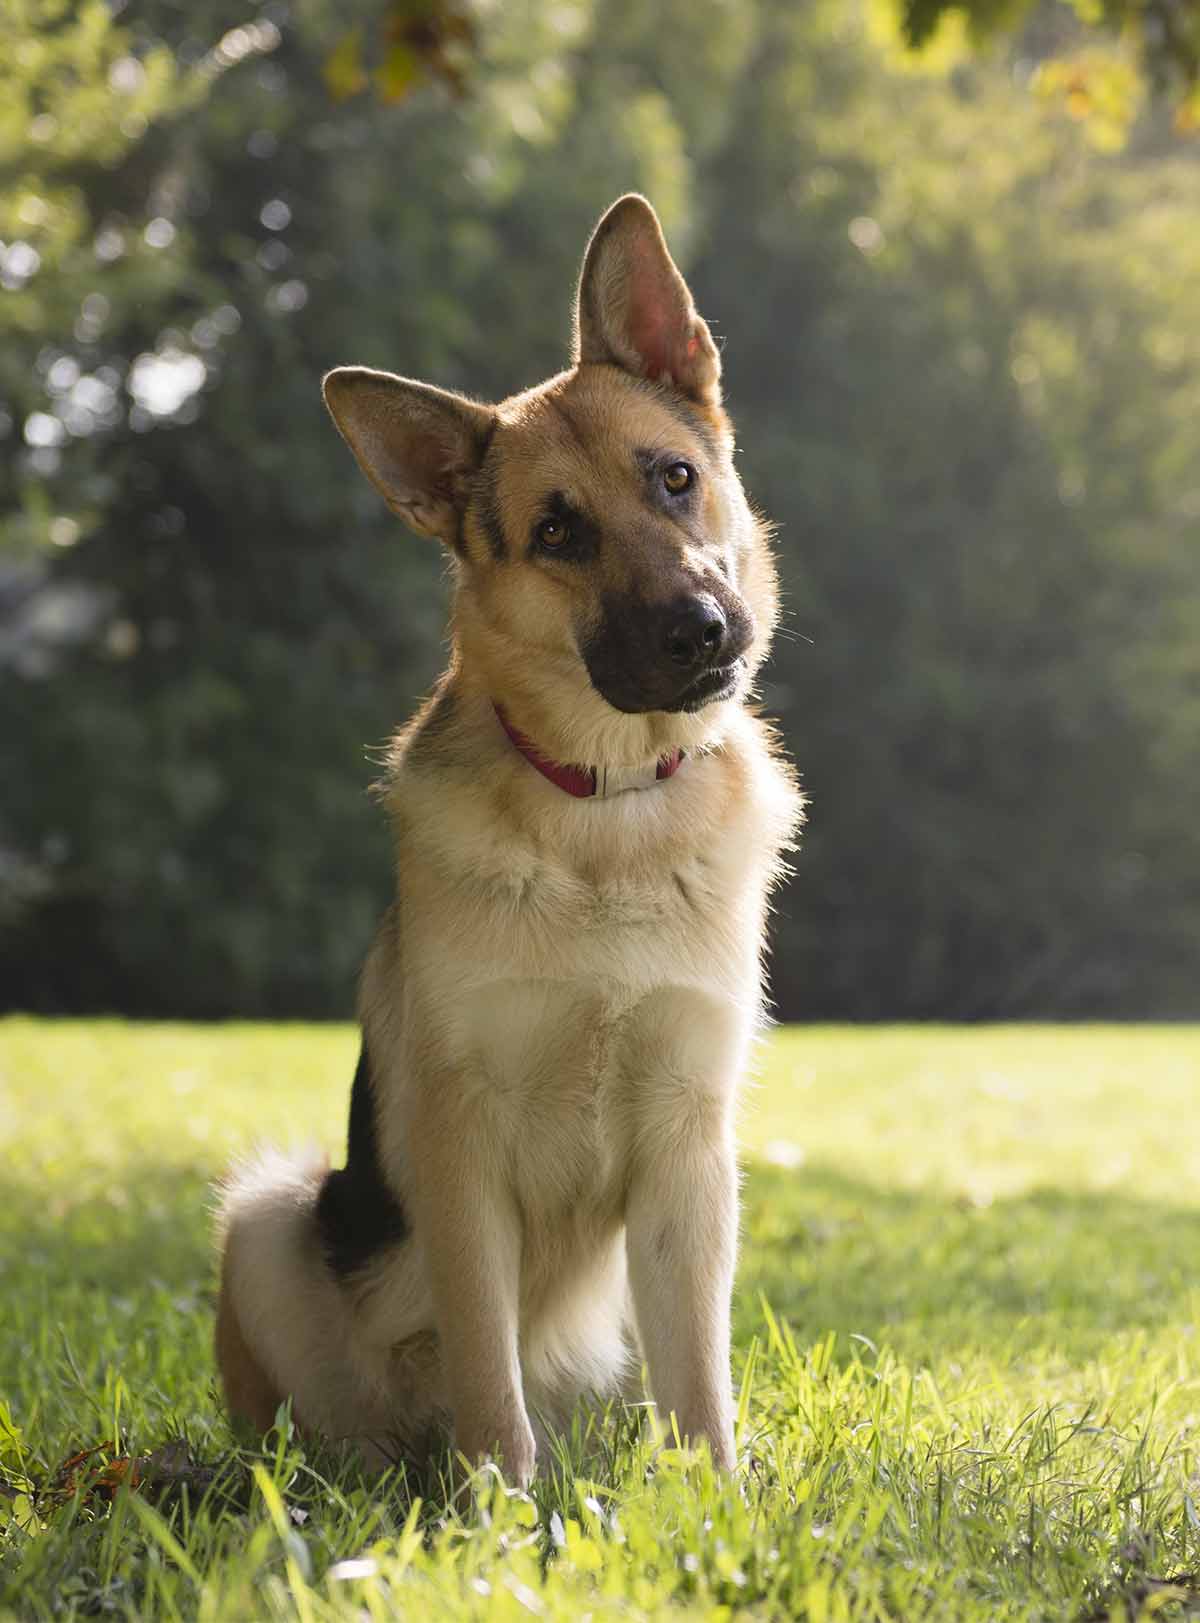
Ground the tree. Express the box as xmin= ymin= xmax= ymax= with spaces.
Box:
xmin=692 ymin=0 xmax=1200 ymax=1014
xmin=326 ymin=0 xmax=1200 ymax=125
xmin=903 ymin=0 xmax=1200 ymax=115
xmin=0 ymin=0 xmax=691 ymax=1013
xmin=3 ymin=0 xmax=1198 ymax=1018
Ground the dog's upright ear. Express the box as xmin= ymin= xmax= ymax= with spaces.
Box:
xmin=573 ymin=195 xmax=721 ymax=406
xmin=323 ymin=367 xmax=495 ymax=544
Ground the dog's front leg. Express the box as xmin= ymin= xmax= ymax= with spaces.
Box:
xmin=626 ymin=1108 xmax=738 ymax=1471
xmin=408 ymin=1077 xmax=534 ymax=1485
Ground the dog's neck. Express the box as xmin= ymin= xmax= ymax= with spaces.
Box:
xmin=493 ymin=704 xmax=682 ymax=799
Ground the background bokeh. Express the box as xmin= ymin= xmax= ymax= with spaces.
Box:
xmin=3 ymin=0 xmax=1198 ymax=1021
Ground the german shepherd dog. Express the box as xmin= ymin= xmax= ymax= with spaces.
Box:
xmin=215 ymin=196 xmax=801 ymax=1483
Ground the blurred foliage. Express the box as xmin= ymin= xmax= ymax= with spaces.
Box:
xmin=1 ymin=0 xmax=1198 ymax=1018
xmin=902 ymin=0 xmax=1200 ymax=109
xmin=323 ymin=1 xmax=475 ymax=102
xmin=328 ymin=0 xmax=1200 ymax=117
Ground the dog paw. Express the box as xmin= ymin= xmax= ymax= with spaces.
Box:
xmin=456 ymin=1416 xmax=536 ymax=1490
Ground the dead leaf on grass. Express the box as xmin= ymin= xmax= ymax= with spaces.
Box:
xmin=41 ymin=1438 xmax=218 ymax=1514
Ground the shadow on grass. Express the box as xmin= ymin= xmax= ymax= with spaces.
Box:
xmin=3 ymin=1157 xmax=1197 ymax=1418
xmin=1 ymin=1164 xmax=216 ymax=1297
xmin=738 ymin=1159 xmax=1200 ymax=1360
xmin=0 ymin=1165 xmax=219 ymax=1452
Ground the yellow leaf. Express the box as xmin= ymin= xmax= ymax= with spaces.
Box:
xmin=376 ymin=41 xmax=418 ymax=104
xmin=324 ymin=29 xmax=367 ymax=102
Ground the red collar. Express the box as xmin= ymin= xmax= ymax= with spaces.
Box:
xmin=494 ymin=705 xmax=682 ymax=799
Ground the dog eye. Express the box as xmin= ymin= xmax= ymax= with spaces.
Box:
xmin=535 ymin=516 xmax=569 ymax=548
xmin=662 ymin=462 xmax=693 ymax=495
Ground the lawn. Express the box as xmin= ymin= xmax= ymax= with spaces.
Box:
xmin=2 ymin=1020 xmax=1199 ymax=1620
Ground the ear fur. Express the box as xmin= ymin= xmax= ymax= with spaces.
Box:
xmin=573 ymin=195 xmax=721 ymax=405
xmin=323 ymin=367 xmax=496 ymax=544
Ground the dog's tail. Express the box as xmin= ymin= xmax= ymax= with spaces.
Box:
xmin=214 ymin=1145 xmax=353 ymax=1438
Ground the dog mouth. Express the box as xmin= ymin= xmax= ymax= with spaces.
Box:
xmin=662 ymin=660 xmax=744 ymax=713
xmin=584 ymin=657 xmax=746 ymax=716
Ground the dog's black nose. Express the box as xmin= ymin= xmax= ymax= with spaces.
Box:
xmin=663 ymin=597 xmax=727 ymax=668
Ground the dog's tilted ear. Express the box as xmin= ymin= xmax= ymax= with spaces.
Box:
xmin=323 ymin=367 xmax=496 ymax=544
xmin=573 ymin=195 xmax=721 ymax=406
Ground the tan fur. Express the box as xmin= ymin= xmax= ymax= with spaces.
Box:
xmin=215 ymin=1249 xmax=282 ymax=1434
xmin=215 ymin=196 xmax=803 ymax=1482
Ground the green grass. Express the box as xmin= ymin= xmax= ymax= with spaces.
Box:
xmin=2 ymin=1021 xmax=1199 ymax=1620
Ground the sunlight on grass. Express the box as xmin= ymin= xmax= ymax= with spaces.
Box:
xmin=1 ymin=1021 xmax=1198 ymax=1619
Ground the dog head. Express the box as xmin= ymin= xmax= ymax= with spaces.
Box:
xmin=324 ymin=196 xmax=779 ymax=769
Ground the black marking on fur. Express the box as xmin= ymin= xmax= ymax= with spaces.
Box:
xmin=316 ymin=1041 xmax=408 ymax=1280
xmin=617 ymin=375 xmax=724 ymax=462
xmin=474 ymin=414 xmax=498 ymax=466
xmin=471 ymin=449 xmax=508 ymax=562
xmin=634 ymin=448 xmax=700 ymax=520
xmin=582 ymin=584 xmax=752 ymax=713
xmin=648 ymin=383 xmax=723 ymax=463
xmin=530 ymin=491 xmax=600 ymax=564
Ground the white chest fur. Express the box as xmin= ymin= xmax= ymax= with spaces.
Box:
xmin=361 ymin=719 xmax=798 ymax=1253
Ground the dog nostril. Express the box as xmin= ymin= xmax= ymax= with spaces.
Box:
xmin=664 ymin=600 xmax=727 ymax=667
